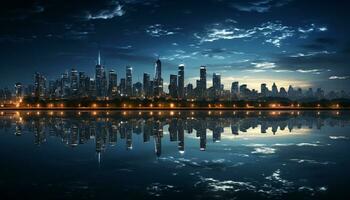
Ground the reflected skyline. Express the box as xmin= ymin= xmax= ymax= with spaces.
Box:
xmin=2 ymin=111 xmax=348 ymax=159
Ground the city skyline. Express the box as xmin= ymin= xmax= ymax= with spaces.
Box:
xmin=1 ymin=0 xmax=350 ymax=92
xmin=3 ymin=52 xmax=348 ymax=103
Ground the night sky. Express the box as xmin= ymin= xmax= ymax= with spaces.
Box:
xmin=1 ymin=0 xmax=350 ymax=92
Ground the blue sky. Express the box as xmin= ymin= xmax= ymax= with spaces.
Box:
xmin=0 ymin=0 xmax=350 ymax=91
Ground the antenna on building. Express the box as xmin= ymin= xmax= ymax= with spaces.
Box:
xmin=98 ymin=51 xmax=101 ymax=65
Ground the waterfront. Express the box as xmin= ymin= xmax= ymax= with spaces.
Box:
xmin=0 ymin=110 xmax=349 ymax=199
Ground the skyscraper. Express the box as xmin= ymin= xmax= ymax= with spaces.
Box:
xmin=78 ymin=72 xmax=88 ymax=97
xmin=199 ymin=66 xmax=207 ymax=98
xmin=178 ymin=64 xmax=184 ymax=99
xmin=70 ymin=68 xmax=78 ymax=96
xmin=95 ymin=52 xmax=107 ymax=98
xmin=272 ymin=83 xmax=278 ymax=97
xmin=261 ymin=83 xmax=268 ymax=97
xmin=169 ymin=74 xmax=178 ymax=98
xmin=212 ymin=73 xmax=221 ymax=96
xmin=125 ymin=66 xmax=133 ymax=97
xmin=34 ymin=72 xmax=46 ymax=99
xmin=154 ymin=58 xmax=163 ymax=97
xmin=143 ymin=73 xmax=151 ymax=97
xmin=119 ymin=78 xmax=126 ymax=96
xmin=108 ymin=70 xmax=118 ymax=97
xmin=231 ymin=81 xmax=239 ymax=97
xmin=14 ymin=82 xmax=23 ymax=99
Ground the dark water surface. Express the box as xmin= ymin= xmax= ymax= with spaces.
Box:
xmin=0 ymin=110 xmax=349 ymax=199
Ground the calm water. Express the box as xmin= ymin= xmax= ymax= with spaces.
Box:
xmin=0 ymin=110 xmax=349 ymax=199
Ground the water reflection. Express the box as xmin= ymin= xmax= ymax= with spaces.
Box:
xmin=1 ymin=110 xmax=348 ymax=158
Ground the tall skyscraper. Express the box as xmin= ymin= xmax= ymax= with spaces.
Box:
xmin=143 ymin=73 xmax=151 ymax=97
xmin=212 ymin=73 xmax=221 ymax=96
xmin=261 ymin=83 xmax=268 ymax=97
xmin=125 ymin=66 xmax=133 ymax=97
xmin=95 ymin=52 xmax=107 ymax=98
xmin=178 ymin=64 xmax=184 ymax=99
xmin=70 ymin=68 xmax=78 ymax=96
xmin=60 ymin=71 xmax=70 ymax=97
xmin=239 ymin=84 xmax=248 ymax=98
xmin=133 ymin=82 xmax=143 ymax=97
xmin=14 ymin=82 xmax=23 ymax=100
xmin=272 ymin=83 xmax=278 ymax=97
xmin=78 ymin=72 xmax=89 ymax=97
xmin=169 ymin=74 xmax=178 ymax=98
xmin=199 ymin=66 xmax=207 ymax=98
xmin=231 ymin=81 xmax=239 ymax=97
xmin=119 ymin=78 xmax=126 ymax=96
xmin=34 ymin=72 xmax=46 ymax=99
xmin=108 ymin=70 xmax=118 ymax=97
xmin=154 ymin=58 xmax=163 ymax=97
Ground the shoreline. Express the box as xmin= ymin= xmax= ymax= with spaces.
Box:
xmin=0 ymin=107 xmax=347 ymax=111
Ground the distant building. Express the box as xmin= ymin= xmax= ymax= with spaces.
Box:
xmin=108 ymin=70 xmax=118 ymax=97
xmin=14 ymin=82 xmax=23 ymax=99
xmin=178 ymin=64 xmax=185 ymax=99
xmin=271 ymin=83 xmax=278 ymax=97
xmin=34 ymin=72 xmax=46 ymax=98
xmin=154 ymin=59 xmax=163 ymax=97
xmin=95 ymin=52 xmax=107 ymax=98
xmin=169 ymin=74 xmax=178 ymax=98
xmin=143 ymin=73 xmax=151 ymax=97
xmin=125 ymin=66 xmax=133 ymax=97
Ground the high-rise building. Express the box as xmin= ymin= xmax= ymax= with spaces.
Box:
xmin=14 ymin=82 xmax=23 ymax=99
xmin=199 ymin=66 xmax=207 ymax=98
xmin=143 ymin=73 xmax=151 ymax=97
xmin=154 ymin=59 xmax=163 ymax=97
xmin=89 ymin=78 xmax=96 ymax=97
xmin=231 ymin=81 xmax=239 ymax=97
xmin=280 ymin=87 xmax=287 ymax=97
xmin=186 ymin=83 xmax=194 ymax=99
xmin=108 ymin=70 xmax=118 ymax=97
xmin=178 ymin=64 xmax=185 ymax=99
xmin=271 ymin=83 xmax=278 ymax=97
xmin=119 ymin=78 xmax=126 ymax=96
xmin=125 ymin=66 xmax=133 ymax=97
xmin=34 ymin=72 xmax=46 ymax=99
xmin=78 ymin=72 xmax=89 ymax=97
xmin=70 ymin=69 xmax=79 ymax=96
xmin=212 ymin=73 xmax=221 ymax=96
xmin=169 ymin=74 xmax=178 ymax=98
xmin=287 ymin=85 xmax=294 ymax=98
xmin=95 ymin=52 xmax=107 ymax=98
xmin=239 ymin=84 xmax=248 ymax=98
xmin=60 ymin=71 xmax=70 ymax=97
xmin=261 ymin=83 xmax=268 ymax=97
xmin=133 ymin=82 xmax=143 ymax=97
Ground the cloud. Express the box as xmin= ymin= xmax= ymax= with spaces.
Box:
xmin=298 ymin=24 xmax=327 ymax=34
xmin=195 ymin=21 xmax=325 ymax=47
xmin=296 ymin=69 xmax=323 ymax=74
xmin=289 ymin=50 xmax=335 ymax=58
xmin=146 ymin=24 xmax=179 ymax=37
xmin=86 ymin=3 xmax=125 ymax=20
xmin=252 ymin=62 xmax=276 ymax=69
xmin=232 ymin=0 xmax=292 ymax=13
xmin=329 ymin=76 xmax=349 ymax=80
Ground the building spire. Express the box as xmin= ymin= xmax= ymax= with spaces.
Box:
xmin=98 ymin=51 xmax=101 ymax=65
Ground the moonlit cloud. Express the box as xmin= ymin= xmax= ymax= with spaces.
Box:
xmin=86 ymin=4 xmax=125 ymax=20
xmin=252 ymin=62 xmax=276 ymax=69
xmin=232 ymin=0 xmax=292 ymax=13
xmin=289 ymin=50 xmax=335 ymax=58
xmin=329 ymin=76 xmax=349 ymax=80
xmin=296 ymin=69 xmax=323 ymax=74
xmin=146 ymin=24 xmax=178 ymax=37
xmin=195 ymin=21 xmax=325 ymax=47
